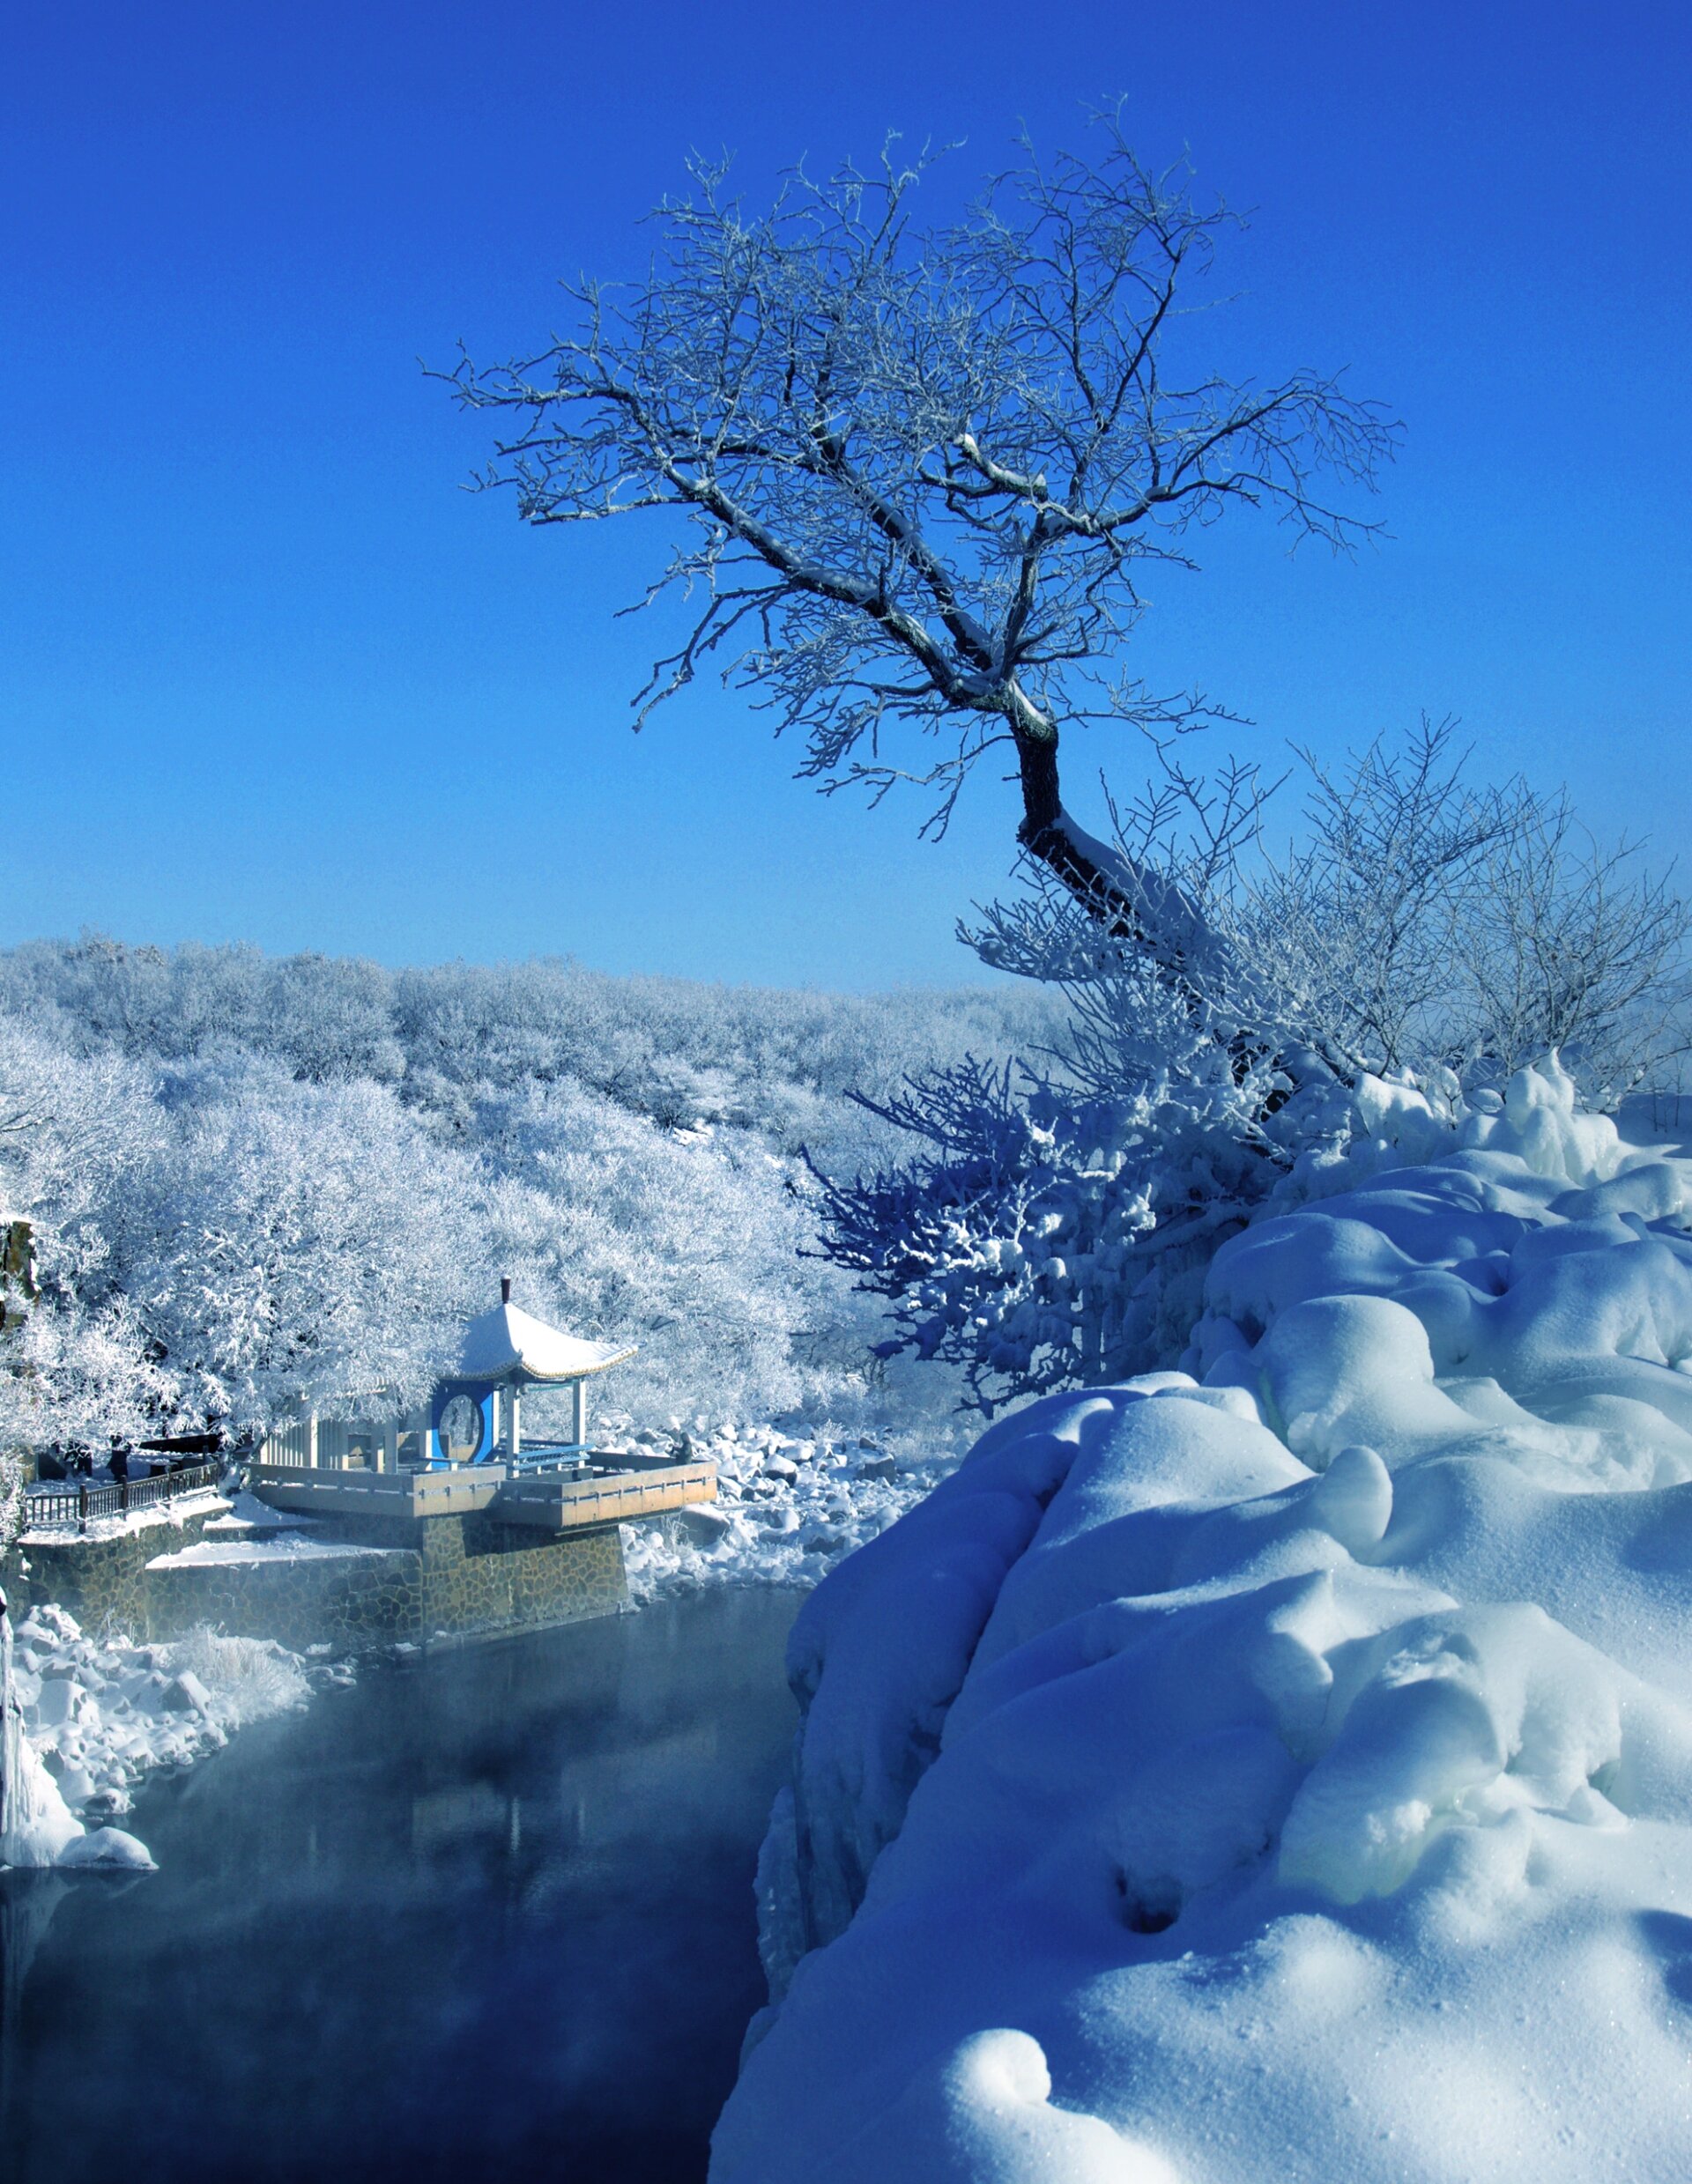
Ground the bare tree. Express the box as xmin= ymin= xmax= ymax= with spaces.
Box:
xmin=1248 ymin=720 xmax=1534 ymax=1079
xmin=1457 ymin=798 xmax=1692 ymax=1101
xmin=445 ymin=108 xmax=1395 ymax=1007
xmin=967 ymin=718 xmax=1692 ymax=1105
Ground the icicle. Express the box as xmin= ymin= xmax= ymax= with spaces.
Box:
xmin=0 ymin=1587 xmax=82 ymax=1868
xmin=0 ymin=1585 xmax=25 ymax=1862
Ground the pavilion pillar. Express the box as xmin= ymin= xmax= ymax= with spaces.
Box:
xmin=571 ymin=1379 xmax=587 ymax=1450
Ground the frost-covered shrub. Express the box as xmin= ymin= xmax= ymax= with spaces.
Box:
xmin=816 ymin=1051 xmax=1364 ymax=1413
xmin=165 ymin=1625 xmax=313 ymax=1729
xmin=1243 ymin=727 xmax=1691 ymax=1099
xmin=815 ymin=726 xmax=1689 ymax=1412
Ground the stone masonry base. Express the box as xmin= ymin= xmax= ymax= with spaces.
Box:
xmin=2 ymin=1506 xmax=631 ymax=1653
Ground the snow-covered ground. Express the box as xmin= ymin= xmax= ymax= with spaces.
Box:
xmin=716 ymin=1062 xmax=1692 ymax=2182
xmin=2 ymin=1599 xmax=328 ymax=1869
xmin=149 ymin=1502 xmax=407 ymax=1571
xmin=15 ymin=1482 xmax=227 ymax=1549
xmin=619 ymin=1423 xmax=962 ymax=1601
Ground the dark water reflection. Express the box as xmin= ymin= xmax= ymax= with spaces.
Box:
xmin=2 ymin=1587 xmax=799 ymax=2184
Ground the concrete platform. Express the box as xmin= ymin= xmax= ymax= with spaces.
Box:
xmin=248 ymin=1455 xmax=717 ymax=1534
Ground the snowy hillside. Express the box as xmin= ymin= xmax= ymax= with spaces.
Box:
xmin=717 ymin=1062 xmax=1692 ymax=2181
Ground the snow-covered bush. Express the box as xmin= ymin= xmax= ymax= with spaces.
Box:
xmin=812 ymin=1055 xmax=1283 ymax=1413
xmin=814 ymin=725 xmax=1691 ymax=1412
xmin=165 ymin=1624 xmax=314 ymax=1732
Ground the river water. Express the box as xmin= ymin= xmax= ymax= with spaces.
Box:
xmin=0 ymin=1587 xmax=800 ymax=2184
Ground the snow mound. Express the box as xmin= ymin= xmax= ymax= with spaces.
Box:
xmin=56 ymin=1824 xmax=157 ymax=1871
xmin=802 ymin=2028 xmax=1181 ymax=2184
xmin=4 ymin=1603 xmax=318 ymax=1867
xmin=716 ymin=1062 xmax=1692 ymax=2182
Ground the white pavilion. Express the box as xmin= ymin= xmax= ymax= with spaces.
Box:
xmin=256 ymin=1282 xmax=637 ymax=1474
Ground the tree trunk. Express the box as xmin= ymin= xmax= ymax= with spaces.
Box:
xmin=1013 ymin=727 xmax=1191 ymax=970
xmin=1012 ymin=723 xmax=1347 ymax=1094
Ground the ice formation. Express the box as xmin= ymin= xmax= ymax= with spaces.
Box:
xmin=1 ymin=1632 xmax=83 ymax=1867
xmin=716 ymin=1062 xmax=1692 ymax=2181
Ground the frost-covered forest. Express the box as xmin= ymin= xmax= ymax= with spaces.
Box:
xmin=0 ymin=935 xmax=1062 ymax=1454
xmin=4 ymin=717 xmax=1688 ymax=1472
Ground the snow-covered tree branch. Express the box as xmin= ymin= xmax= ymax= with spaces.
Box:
xmin=445 ymin=107 xmax=1395 ymax=1017
xmin=813 ymin=722 xmax=1692 ymax=1409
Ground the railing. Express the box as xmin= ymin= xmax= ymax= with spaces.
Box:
xmin=24 ymin=1462 xmax=224 ymax=1536
xmin=586 ymin=1448 xmax=695 ymax=1475
xmin=494 ymin=1460 xmax=717 ymax=1532
xmin=248 ymin=1461 xmax=509 ymax=1520
xmin=243 ymin=1455 xmax=716 ymax=1532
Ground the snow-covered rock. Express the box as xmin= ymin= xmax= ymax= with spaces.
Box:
xmin=716 ymin=1063 xmax=1692 ymax=2182
xmin=2 ymin=1604 xmax=320 ymax=1869
xmin=618 ymin=1418 xmax=966 ymax=1603
xmin=33 ymin=1673 xmax=85 ymax=1728
xmin=57 ymin=1825 xmax=157 ymax=1871
xmin=160 ymin=1669 xmax=212 ymax=1716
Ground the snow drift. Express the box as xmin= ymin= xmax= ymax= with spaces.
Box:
xmin=717 ymin=1062 xmax=1692 ymax=2181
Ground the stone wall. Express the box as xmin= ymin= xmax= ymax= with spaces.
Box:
xmin=2 ymin=1504 xmax=630 ymax=1653
xmin=420 ymin=1513 xmax=627 ymax=1640
xmin=2 ymin=1502 xmax=228 ymax=1636
xmin=145 ymin=1549 xmax=426 ymax=1653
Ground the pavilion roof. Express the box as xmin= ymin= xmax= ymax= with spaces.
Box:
xmin=455 ymin=1299 xmax=637 ymax=1385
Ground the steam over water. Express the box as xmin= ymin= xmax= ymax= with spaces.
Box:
xmin=0 ymin=1588 xmax=799 ymax=2184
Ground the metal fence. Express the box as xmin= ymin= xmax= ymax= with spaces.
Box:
xmin=23 ymin=1462 xmax=224 ymax=1535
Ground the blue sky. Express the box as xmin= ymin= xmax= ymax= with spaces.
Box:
xmin=4 ymin=1 xmax=1688 ymax=988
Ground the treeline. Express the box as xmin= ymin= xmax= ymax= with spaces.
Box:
xmin=0 ymin=937 xmax=1061 ymax=1161
xmin=0 ymin=939 xmax=1059 ymax=1452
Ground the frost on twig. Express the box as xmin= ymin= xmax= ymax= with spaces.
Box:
xmin=812 ymin=722 xmax=1691 ymax=1410
xmin=444 ymin=108 xmax=1396 ymax=1025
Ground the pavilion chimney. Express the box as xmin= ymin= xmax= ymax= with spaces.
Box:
xmin=501 ymin=1277 xmax=512 ymax=1306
